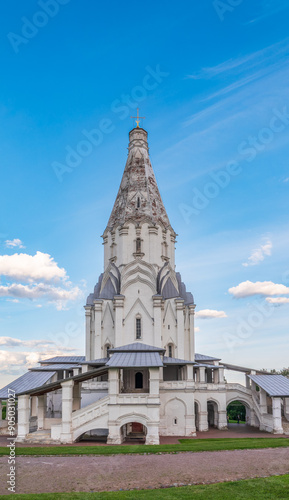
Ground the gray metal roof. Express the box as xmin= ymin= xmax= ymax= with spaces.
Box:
xmin=249 ymin=374 xmax=289 ymax=397
xmin=40 ymin=356 xmax=85 ymax=364
xmin=195 ymin=353 xmax=221 ymax=362
xmin=194 ymin=363 xmax=221 ymax=369
xmin=109 ymin=343 xmax=165 ymax=353
xmin=106 ymin=352 xmax=163 ymax=368
xmin=0 ymin=371 xmax=56 ymax=399
xmin=163 ymin=356 xmax=195 ymax=365
xmin=30 ymin=364 xmax=79 ymax=371
xmin=83 ymin=358 xmax=109 ymax=365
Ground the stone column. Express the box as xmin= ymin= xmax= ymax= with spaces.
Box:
xmin=246 ymin=375 xmax=251 ymax=389
xmin=189 ymin=304 xmax=196 ymax=361
xmin=272 ymin=397 xmax=283 ymax=434
xmin=93 ymin=299 xmax=103 ymax=359
xmin=107 ymin=423 xmax=123 ymax=445
xmin=175 ymin=298 xmax=185 ymax=359
xmin=113 ymin=295 xmax=124 ymax=347
xmin=72 ymin=383 xmax=81 ymax=412
xmin=153 ymin=295 xmax=162 ymax=347
xmin=284 ymin=397 xmax=289 ymax=420
xmin=37 ymin=395 xmax=45 ymax=430
xmin=17 ymin=395 xmax=30 ymax=441
xmin=199 ymin=367 xmax=206 ymax=383
xmin=30 ymin=396 xmax=37 ymax=417
xmin=145 ymin=424 xmax=159 ymax=445
xmin=60 ymin=380 xmax=74 ymax=443
xmin=218 ymin=411 xmax=228 ymax=430
xmin=149 ymin=368 xmax=160 ymax=395
xmin=84 ymin=306 xmax=92 ymax=360
xmin=259 ymin=388 xmax=267 ymax=413
xmin=187 ymin=364 xmax=194 ymax=382
xmin=198 ymin=410 xmax=209 ymax=431
xmin=108 ymin=369 xmax=119 ymax=399
xmin=218 ymin=368 xmax=224 ymax=384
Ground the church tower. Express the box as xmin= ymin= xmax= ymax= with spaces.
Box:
xmin=85 ymin=126 xmax=195 ymax=361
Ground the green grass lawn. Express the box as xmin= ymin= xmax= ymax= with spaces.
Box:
xmin=228 ymin=419 xmax=246 ymax=424
xmin=0 ymin=437 xmax=288 ymax=456
xmin=0 ymin=475 xmax=289 ymax=499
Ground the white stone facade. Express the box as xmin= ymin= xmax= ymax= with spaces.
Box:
xmin=7 ymin=126 xmax=289 ymax=444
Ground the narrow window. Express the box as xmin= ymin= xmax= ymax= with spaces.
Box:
xmin=105 ymin=344 xmax=110 ymax=357
xmin=136 ymin=238 xmax=141 ymax=253
xmin=136 ymin=318 xmax=141 ymax=339
xmin=168 ymin=344 xmax=173 ymax=358
xmin=135 ymin=372 xmax=143 ymax=389
xmin=137 ymin=197 xmax=140 ymax=208
xmin=174 ymin=418 xmax=177 ymax=425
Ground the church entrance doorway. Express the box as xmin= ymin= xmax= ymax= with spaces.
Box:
xmin=121 ymin=422 xmax=147 ymax=443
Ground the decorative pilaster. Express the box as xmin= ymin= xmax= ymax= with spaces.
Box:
xmin=84 ymin=306 xmax=92 ymax=360
xmin=189 ymin=304 xmax=196 ymax=361
xmin=113 ymin=295 xmax=124 ymax=347
xmin=175 ymin=298 xmax=185 ymax=359
xmin=93 ymin=299 xmax=103 ymax=359
xmin=153 ymin=295 xmax=163 ymax=347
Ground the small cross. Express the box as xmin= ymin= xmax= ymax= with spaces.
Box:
xmin=130 ymin=108 xmax=145 ymax=128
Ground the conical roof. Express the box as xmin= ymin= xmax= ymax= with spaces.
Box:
xmin=106 ymin=127 xmax=173 ymax=231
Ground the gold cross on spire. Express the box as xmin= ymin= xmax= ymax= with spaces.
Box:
xmin=130 ymin=108 xmax=145 ymax=128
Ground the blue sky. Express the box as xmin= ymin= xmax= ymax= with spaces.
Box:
xmin=1 ymin=0 xmax=289 ymax=386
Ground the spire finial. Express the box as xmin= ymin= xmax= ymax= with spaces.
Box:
xmin=130 ymin=108 xmax=145 ymax=128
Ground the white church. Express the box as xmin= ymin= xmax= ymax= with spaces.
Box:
xmin=1 ymin=124 xmax=289 ymax=444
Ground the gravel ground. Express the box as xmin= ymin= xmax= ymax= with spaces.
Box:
xmin=0 ymin=447 xmax=288 ymax=495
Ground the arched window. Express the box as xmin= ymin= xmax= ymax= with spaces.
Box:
xmin=136 ymin=238 xmax=141 ymax=253
xmin=135 ymin=372 xmax=143 ymax=389
xmin=136 ymin=317 xmax=142 ymax=339
xmin=105 ymin=344 xmax=111 ymax=357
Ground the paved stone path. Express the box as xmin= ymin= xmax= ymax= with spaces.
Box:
xmin=0 ymin=447 xmax=288 ymax=495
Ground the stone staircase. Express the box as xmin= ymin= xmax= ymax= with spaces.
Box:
xmin=24 ymin=429 xmax=57 ymax=444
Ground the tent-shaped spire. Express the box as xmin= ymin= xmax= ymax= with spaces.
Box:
xmin=106 ymin=127 xmax=172 ymax=231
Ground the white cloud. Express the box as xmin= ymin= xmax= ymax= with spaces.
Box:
xmin=5 ymin=238 xmax=25 ymax=249
xmin=266 ymin=297 xmax=289 ymax=305
xmin=0 ymin=345 xmax=79 ymax=375
xmin=0 ymin=283 xmax=82 ymax=310
xmin=195 ymin=309 xmax=227 ymax=319
xmin=242 ymin=240 xmax=272 ymax=267
xmin=0 ymin=251 xmax=67 ymax=283
xmin=0 ymin=250 xmax=83 ymax=309
xmin=283 ymin=177 xmax=289 ymax=183
xmin=229 ymin=280 xmax=289 ymax=299
xmin=0 ymin=337 xmax=54 ymax=348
